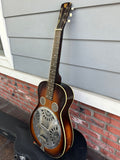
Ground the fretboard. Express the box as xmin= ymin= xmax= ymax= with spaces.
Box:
xmin=46 ymin=29 xmax=62 ymax=100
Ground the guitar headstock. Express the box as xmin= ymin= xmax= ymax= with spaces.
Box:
xmin=56 ymin=2 xmax=72 ymax=30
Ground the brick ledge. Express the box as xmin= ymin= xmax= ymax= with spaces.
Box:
xmin=0 ymin=66 xmax=120 ymax=116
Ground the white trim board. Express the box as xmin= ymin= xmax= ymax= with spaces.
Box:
xmin=0 ymin=66 xmax=120 ymax=117
xmin=0 ymin=0 xmax=13 ymax=69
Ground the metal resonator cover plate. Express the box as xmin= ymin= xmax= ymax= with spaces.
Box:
xmin=33 ymin=107 xmax=61 ymax=149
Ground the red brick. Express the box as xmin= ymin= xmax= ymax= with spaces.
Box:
xmin=30 ymin=96 xmax=37 ymax=103
xmin=71 ymin=102 xmax=91 ymax=116
xmin=87 ymin=140 xmax=99 ymax=151
xmin=21 ymin=105 xmax=32 ymax=113
xmin=19 ymin=95 xmax=29 ymax=103
xmin=86 ymin=134 xmax=115 ymax=153
xmin=75 ymin=103 xmax=91 ymax=115
xmin=86 ymin=117 xmax=105 ymax=128
xmin=23 ymin=84 xmax=30 ymax=90
xmin=25 ymin=104 xmax=35 ymax=110
xmin=1 ymin=86 xmax=13 ymax=94
xmin=94 ymin=113 xmax=110 ymax=123
xmin=24 ymin=95 xmax=34 ymax=102
xmin=0 ymin=92 xmax=8 ymax=100
xmin=71 ymin=103 xmax=79 ymax=110
xmin=72 ymin=116 xmax=89 ymax=127
xmin=100 ymin=149 xmax=119 ymax=160
xmin=107 ymin=125 xmax=120 ymax=136
xmin=78 ymin=125 xmax=100 ymax=140
xmin=91 ymin=125 xmax=107 ymax=136
xmin=79 ymin=113 xmax=86 ymax=121
xmin=110 ymin=119 xmax=120 ymax=129
xmin=25 ymin=83 xmax=37 ymax=92
xmin=69 ymin=109 xmax=79 ymax=117
xmin=7 ymin=79 xmax=12 ymax=84
xmin=82 ymin=108 xmax=91 ymax=116
xmin=70 ymin=115 xmax=78 ymax=124
xmin=29 ymin=87 xmax=35 ymax=92
xmin=116 ymin=150 xmax=120 ymax=157
xmin=29 ymin=101 xmax=37 ymax=108
xmin=16 ymin=88 xmax=29 ymax=95
xmin=11 ymin=80 xmax=16 ymax=85
xmin=108 ymin=113 xmax=120 ymax=121
xmin=29 ymin=92 xmax=37 ymax=98
xmin=10 ymin=97 xmax=24 ymax=106
xmin=73 ymin=100 xmax=78 ymax=105
xmin=17 ymin=83 xmax=23 ymax=88
xmin=102 ymin=137 xmax=120 ymax=150
xmin=7 ymin=83 xmax=17 ymax=89
xmin=9 ymin=99 xmax=21 ymax=107
xmin=107 ymin=133 xmax=118 ymax=142
xmin=90 ymin=124 xmax=117 ymax=142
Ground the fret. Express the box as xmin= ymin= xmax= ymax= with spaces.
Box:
xmin=50 ymin=70 xmax=56 ymax=74
xmin=47 ymin=84 xmax=54 ymax=89
xmin=49 ymin=73 xmax=56 ymax=78
xmin=51 ymin=63 xmax=57 ymax=67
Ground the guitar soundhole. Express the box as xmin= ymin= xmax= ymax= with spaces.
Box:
xmin=33 ymin=107 xmax=61 ymax=149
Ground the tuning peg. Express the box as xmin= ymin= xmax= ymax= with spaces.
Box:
xmin=67 ymin=19 xmax=71 ymax=23
xmin=69 ymin=13 xmax=72 ymax=17
xmin=71 ymin=7 xmax=74 ymax=10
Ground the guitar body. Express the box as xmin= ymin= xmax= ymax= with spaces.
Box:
xmin=30 ymin=81 xmax=74 ymax=158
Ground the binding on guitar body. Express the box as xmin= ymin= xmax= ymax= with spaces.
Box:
xmin=30 ymin=2 xmax=74 ymax=158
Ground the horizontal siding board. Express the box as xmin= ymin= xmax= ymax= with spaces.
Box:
xmin=13 ymin=55 xmax=50 ymax=78
xmin=10 ymin=38 xmax=120 ymax=73
xmin=2 ymin=0 xmax=120 ymax=17
xmin=6 ymin=5 xmax=120 ymax=41
xmin=6 ymin=12 xmax=58 ymax=38
xmin=10 ymin=38 xmax=53 ymax=60
xmin=13 ymin=55 xmax=120 ymax=100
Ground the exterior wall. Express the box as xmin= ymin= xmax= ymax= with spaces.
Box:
xmin=1 ymin=0 xmax=120 ymax=100
xmin=0 ymin=72 xmax=120 ymax=160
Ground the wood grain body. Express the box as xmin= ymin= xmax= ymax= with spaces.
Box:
xmin=30 ymin=81 xmax=74 ymax=158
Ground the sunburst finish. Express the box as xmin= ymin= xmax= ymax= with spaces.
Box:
xmin=30 ymin=81 xmax=74 ymax=158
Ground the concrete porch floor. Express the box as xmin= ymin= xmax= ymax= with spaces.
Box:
xmin=0 ymin=97 xmax=108 ymax=160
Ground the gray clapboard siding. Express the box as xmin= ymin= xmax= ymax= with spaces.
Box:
xmin=2 ymin=0 xmax=120 ymax=17
xmin=10 ymin=38 xmax=120 ymax=73
xmin=2 ymin=0 xmax=120 ymax=100
xmin=13 ymin=55 xmax=120 ymax=100
xmin=6 ymin=5 xmax=120 ymax=41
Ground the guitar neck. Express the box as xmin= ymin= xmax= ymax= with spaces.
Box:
xmin=46 ymin=29 xmax=63 ymax=100
xmin=46 ymin=2 xmax=72 ymax=100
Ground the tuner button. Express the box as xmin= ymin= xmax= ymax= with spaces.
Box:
xmin=69 ymin=13 xmax=72 ymax=17
xmin=67 ymin=19 xmax=71 ymax=23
